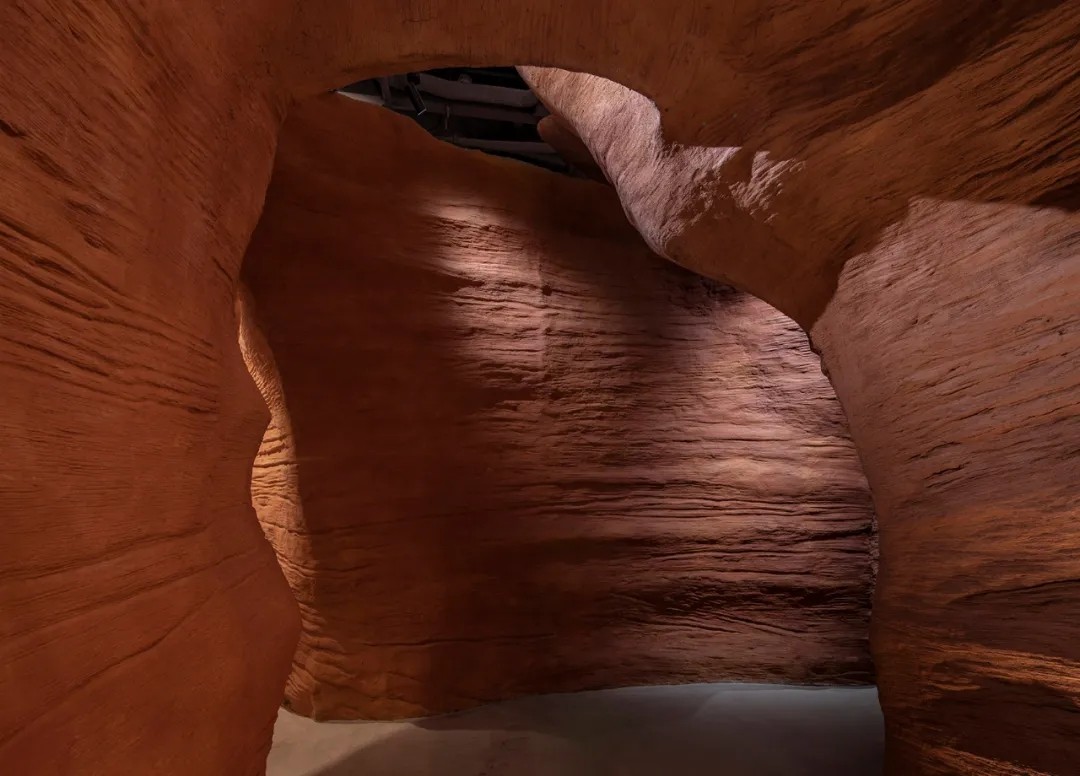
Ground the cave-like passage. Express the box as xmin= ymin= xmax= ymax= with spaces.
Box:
xmin=1 ymin=2 xmax=1078 ymax=775
xmin=239 ymin=90 xmax=879 ymax=724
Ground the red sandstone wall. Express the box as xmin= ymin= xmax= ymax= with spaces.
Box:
xmin=0 ymin=2 xmax=300 ymax=773
xmin=813 ymin=200 xmax=1080 ymax=775
xmin=526 ymin=54 xmax=1080 ymax=776
xmin=241 ymin=95 xmax=876 ymax=720
xmin=4 ymin=1 xmax=1077 ymax=773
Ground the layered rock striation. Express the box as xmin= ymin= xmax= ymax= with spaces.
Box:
xmin=241 ymin=94 xmax=875 ymax=720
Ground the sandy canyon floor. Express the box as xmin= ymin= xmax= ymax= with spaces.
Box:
xmin=269 ymin=683 xmax=884 ymax=776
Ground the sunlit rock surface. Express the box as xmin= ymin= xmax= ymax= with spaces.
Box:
xmin=2 ymin=0 xmax=1078 ymax=773
xmin=242 ymin=95 xmax=875 ymax=721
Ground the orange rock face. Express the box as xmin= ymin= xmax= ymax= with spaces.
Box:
xmin=524 ymin=1 xmax=1080 ymax=329
xmin=526 ymin=43 xmax=1080 ymax=776
xmin=814 ymin=201 xmax=1080 ymax=775
xmin=4 ymin=0 xmax=1079 ymax=773
xmin=0 ymin=2 xmax=299 ymax=774
xmin=241 ymin=95 xmax=875 ymax=720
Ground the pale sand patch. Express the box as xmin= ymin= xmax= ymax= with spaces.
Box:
xmin=269 ymin=683 xmax=883 ymax=776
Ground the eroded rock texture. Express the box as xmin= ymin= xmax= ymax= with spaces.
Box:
xmin=0 ymin=2 xmax=299 ymax=774
xmin=524 ymin=2 xmax=1080 ymax=328
xmin=241 ymin=94 xmax=875 ymax=720
xmin=5 ymin=0 xmax=1079 ymax=772
xmin=3 ymin=1 xmax=788 ymax=771
xmin=525 ymin=25 xmax=1080 ymax=776
xmin=814 ymin=202 xmax=1080 ymax=776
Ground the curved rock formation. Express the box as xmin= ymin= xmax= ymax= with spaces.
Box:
xmin=519 ymin=68 xmax=825 ymax=325
xmin=523 ymin=1 xmax=1080 ymax=328
xmin=0 ymin=3 xmax=300 ymax=774
xmin=3 ymin=0 xmax=1078 ymax=773
xmin=241 ymin=94 xmax=875 ymax=720
xmin=815 ymin=201 xmax=1080 ymax=775
xmin=284 ymin=0 xmax=1025 ymax=149
xmin=524 ymin=40 xmax=1080 ymax=776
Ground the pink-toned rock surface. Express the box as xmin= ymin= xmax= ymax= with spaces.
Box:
xmin=241 ymin=94 xmax=875 ymax=720
xmin=525 ymin=35 xmax=1080 ymax=775
xmin=3 ymin=0 xmax=1078 ymax=773
xmin=523 ymin=4 xmax=1080 ymax=328
xmin=0 ymin=2 xmax=300 ymax=774
xmin=520 ymin=67 xmax=825 ymax=324
xmin=813 ymin=201 xmax=1080 ymax=776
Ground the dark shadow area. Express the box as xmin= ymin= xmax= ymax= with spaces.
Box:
xmin=920 ymin=673 xmax=1080 ymax=774
xmin=338 ymin=67 xmax=578 ymax=175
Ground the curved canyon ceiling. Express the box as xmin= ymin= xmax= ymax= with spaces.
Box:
xmin=1 ymin=1 xmax=1077 ymax=775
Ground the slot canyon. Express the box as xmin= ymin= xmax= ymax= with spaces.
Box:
xmin=1 ymin=2 xmax=1077 ymax=775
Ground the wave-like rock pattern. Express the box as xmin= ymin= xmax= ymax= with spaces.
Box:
xmin=815 ymin=200 xmax=1080 ymax=775
xmin=3 ymin=0 xmax=1078 ymax=773
xmin=524 ymin=37 xmax=1080 ymax=776
xmin=241 ymin=95 xmax=875 ymax=720
xmin=523 ymin=2 xmax=1080 ymax=328
xmin=0 ymin=2 xmax=299 ymax=773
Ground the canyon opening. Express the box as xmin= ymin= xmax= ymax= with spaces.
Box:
xmin=2 ymin=4 xmax=1078 ymax=776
